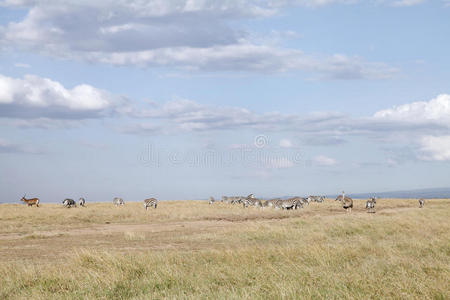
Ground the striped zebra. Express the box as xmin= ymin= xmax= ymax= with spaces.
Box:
xmin=144 ymin=198 xmax=157 ymax=210
xmin=366 ymin=197 xmax=376 ymax=213
xmin=79 ymin=197 xmax=86 ymax=207
xmin=419 ymin=198 xmax=425 ymax=208
xmin=222 ymin=196 xmax=240 ymax=204
xmin=308 ymin=195 xmax=325 ymax=203
xmin=282 ymin=197 xmax=302 ymax=210
xmin=295 ymin=197 xmax=308 ymax=209
xmin=113 ymin=197 xmax=124 ymax=206
xmin=242 ymin=195 xmax=262 ymax=208
xmin=338 ymin=191 xmax=353 ymax=213
xmin=264 ymin=198 xmax=281 ymax=208
xmin=63 ymin=198 xmax=76 ymax=208
xmin=209 ymin=197 xmax=215 ymax=205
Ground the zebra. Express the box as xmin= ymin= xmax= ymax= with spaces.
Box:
xmin=63 ymin=198 xmax=76 ymax=208
xmin=79 ymin=197 xmax=86 ymax=207
xmin=264 ymin=198 xmax=281 ymax=208
xmin=308 ymin=195 xmax=325 ymax=203
xmin=339 ymin=191 xmax=353 ymax=213
xmin=113 ymin=197 xmax=124 ymax=206
xmin=209 ymin=197 xmax=215 ymax=205
xmin=144 ymin=198 xmax=157 ymax=210
xmin=419 ymin=198 xmax=425 ymax=208
xmin=242 ymin=195 xmax=262 ymax=208
xmin=276 ymin=197 xmax=297 ymax=210
xmin=295 ymin=197 xmax=308 ymax=209
xmin=366 ymin=197 xmax=376 ymax=213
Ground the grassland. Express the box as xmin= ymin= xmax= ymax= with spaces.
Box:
xmin=0 ymin=199 xmax=449 ymax=299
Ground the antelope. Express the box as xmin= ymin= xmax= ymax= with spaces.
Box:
xmin=20 ymin=194 xmax=40 ymax=207
xmin=79 ymin=197 xmax=86 ymax=207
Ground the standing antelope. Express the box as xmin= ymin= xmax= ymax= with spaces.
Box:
xmin=79 ymin=197 xmax=86 ymax=207
xmin=209 ymin=197 xmax=215 ymax=205
xmin=20 ymin=194 xmax=40 ymax=207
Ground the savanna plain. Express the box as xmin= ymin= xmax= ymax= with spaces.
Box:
xmin=0 ymin=199 xmax=449 ymax=299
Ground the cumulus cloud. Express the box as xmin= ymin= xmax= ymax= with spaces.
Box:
xmin=373 ymin=94 xmax=450 ymax=126
xmin=419 ymin=135 xmax=450 ymax=161
xmin=0 ymin=0 xmax=396 ymax=78
xmin=0 ymin=74 xmax=128 ymax=119
xmin=313 ymin=155 xmax=338 ymax=166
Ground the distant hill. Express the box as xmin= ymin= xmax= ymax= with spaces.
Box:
xmin=272 ymin=187 xmax=450 ymax=200
xmin=328 ymin=187 xmax=450 ymax=199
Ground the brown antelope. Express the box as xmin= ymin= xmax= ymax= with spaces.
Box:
xmin=20 ymin=194 xmax=40 ymax=207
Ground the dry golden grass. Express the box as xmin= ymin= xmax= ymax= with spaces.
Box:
xmin=0 ymin=198 xmax=449 ymax=299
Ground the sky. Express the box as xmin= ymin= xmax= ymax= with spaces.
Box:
xmin=0 ymin=0 xmax=449 ymax=202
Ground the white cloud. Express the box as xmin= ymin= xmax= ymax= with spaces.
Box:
xmin=419 ymin=135 xmax=450 ymax=161
xmin=374 ymin=94 xmax=450 ymax=126
xmin=279 ymin=139 xmax=293 ymax=148
xmin=313 ymin=155 xmax=338 ymax=166
xmin=0 ymin=74 xmax=127 ymax=119
xmin=0 ymin=1 xmax=396 ymax=78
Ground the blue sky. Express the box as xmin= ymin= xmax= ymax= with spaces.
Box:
xmin=0 ymin=0 xmax=449 ymax=202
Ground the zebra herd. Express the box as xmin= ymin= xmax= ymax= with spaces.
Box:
xmin=59 ymin=196 xmax=158 ymax=211
xmin=19 ymin=193 xmax=427 ymax=212
xmin=62 ymin=198 xmax=86 ymax=208
xmin=210 ymin=194 xmax=325 ymax=210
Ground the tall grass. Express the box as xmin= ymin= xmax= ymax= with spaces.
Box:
xmin=0 ymin=199 xmax=448 ymax=299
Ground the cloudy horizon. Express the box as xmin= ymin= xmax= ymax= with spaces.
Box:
xmin=1 ymin=0 xmax=449 ymax=202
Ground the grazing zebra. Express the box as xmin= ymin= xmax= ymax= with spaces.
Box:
xmin=295 ymin=197 xmax=308 ymax=209
xmin=280 ymin=197 xmax=301 ymax=210
xmin=79 ymin=197 xmax=86 ymax=207
xmin=20 ymin=194 xmax=40 ymax=207
xmin=419 ymin=198 xmax=425 ymax=208
xmin=339 ymin=191 xmax=353 ymax=213
xmin=366 ymin=197 xmax=376 ymax=213
xmin=223 ymin=195 xmax=252 ymax=205
xmin=209 ymin=197 xmax=215 ymax=205
xmin=242 ymin=195 xmax=262 ymax=208
xmin=144 ymin=198 xmax=158 ymax=210
xmin=264 ymin=198 xmax=280 ymax=208
xmin=63 ymin=198 xmax=76 ymax=208
xmin=113 ymin=197 xmax=125 ymax=206
xmin=308 ymin=195 xmax=325 ymax=203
